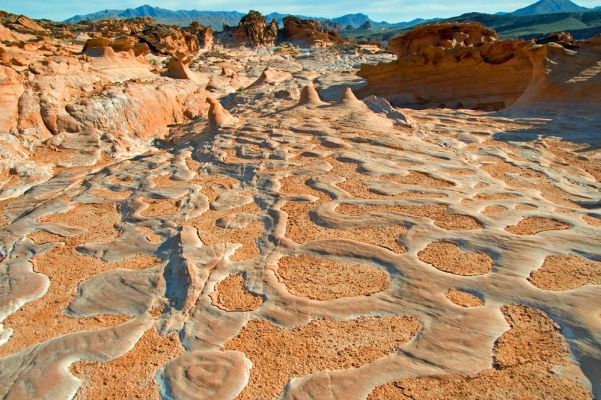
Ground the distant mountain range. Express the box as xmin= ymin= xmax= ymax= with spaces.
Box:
xmin=64 ymin=5 xmax=246 ymax=28
xmin=446 ymin=9 xmax=601 ymax=38
xmin=63 ymin=1 xmax=601 ymax=36
xmin=63 ymin=5 xmax=423 ymax=30
xmin=344 ymin=7 xmax=601 ymax=44
xmin=513 ymin=0 xmax=589 ymax=15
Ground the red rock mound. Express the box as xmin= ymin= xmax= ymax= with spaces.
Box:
xmin=283 ymin=16 xmax=341 ymax=48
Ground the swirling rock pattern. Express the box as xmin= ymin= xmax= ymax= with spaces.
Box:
xmin=0 ymin=18 xmax=600 ymax=400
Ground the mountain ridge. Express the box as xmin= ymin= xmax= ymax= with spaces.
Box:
xmin=512 ymin=0 xmax=590 ymax=15
xmin=62 ymin=1 xmax=601 ymax=33
xmin=63 ymin=4 xmax=411 ymax=30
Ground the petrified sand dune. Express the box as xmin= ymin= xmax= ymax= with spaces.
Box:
xmin=0 ymin=9 xmax=600 ymax=400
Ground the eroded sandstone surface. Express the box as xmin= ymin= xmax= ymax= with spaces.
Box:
xmin=0 ymin=12 xmax=600 ymax=400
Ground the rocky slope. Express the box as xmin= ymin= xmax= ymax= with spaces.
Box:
xmin=0 ymin=10 xmax=600 ymax=400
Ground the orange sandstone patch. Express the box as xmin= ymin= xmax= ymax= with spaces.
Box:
xmin=582 ymin=214 xmax=601 ymax=227
xmin=529 ymin=254 xmax=601 ymax=291
xmin=72 ymin=328 xmax=184 ymax=400
xmin=336 ymin=176 xmax=448 ymax=200
xmin=210 ymin=274 xmax=263 ymax=311
xmin=281 ymin=177 xmax=407 ymax=253
xmin=443 ymin=168 xmax=474 ymax=176
xmin=0 ymin=199 xmax=11 ymax=228
xmin=191 ymin=174 xmax=240 ymax=202
xmin=418 ymin=241 xmax=493 ymax=276
xmin=368 ymin=305 xmax=591 ymax=400
xmin=384 ymin=171 xmax=455 ymax=188
xmin=27 ymin=230 xmax=66 ymax=244
xmin=493 ymin=305 xmax=570 ymax=369
xmin=445 ymin=289 xmax=484 ymax=307
xmin=480 ymin=157 xmax=582 ymax=207
xmin=276 ymin=255 xmax=390 ymax=301
xmin=138 ymin=226 xmax=163 ymax=243
xmin=284 ymin=201 xmax=407 ymax=253
xmin=152 ymin=174 xmax=178 ymax=188
xmin=224 ymin=316 xmax=420 ymax=400
xmin=515 ymin=204 xmax=537 ymax=211
xmin=0 ymin=246 xmax=158 ymax=356
xmin=336 ymin=203 xmax=448 ymax=220
xmin=336 ymin=204 xmax=482 ymax=231
xmin=434 ymin=213 xmax=482 ymax=231
xmin=505 ymin=217 xmax=570 ymax=235
xmin=185 ymin=156 xmax=201 ymax=175
xmin=39 ymin=202 xmax=121 ymax=243
xmin=182 ymin=202 xmax=263 ymax=261
xmin=87 ymin=187 xmax=132 ymax=200
xmin=474 ymin=192 xmax=519 ymax=201
xmin=481 ymin=205 xmax=507 ymax=216
xmin=141 ymin=197 xmax=180 ymax=217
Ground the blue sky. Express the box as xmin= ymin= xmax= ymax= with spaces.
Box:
xmin=1 ymin=0 xmax=600 ymax=22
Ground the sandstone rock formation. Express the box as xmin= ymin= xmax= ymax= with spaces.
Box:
xmin=185 ymin=21 xmax=214 ymax=51
xmin=73 ymin=17 xmax=157 ymax=38
xmin=219 ymin=10 xmax=278 ymax=47
xmin=206 ymin=97 xmax=236 ymax=129
xmin=79 ymin=18 xmax=210 ymax=57
xmin=166 ymin=53 xmax=193 ymax=79
xmin=535 ymin=31 xmax=576 ymax=48
xmin=359 ymin=23 xmax=535 ymax=109
xmin=359 ymin=22 xmax=601 ymax=113
xmin=509 ymin=35 xmax=601 ymax=111
xmin=136 ymin=24 xmax=200 ymax=56
xmin=298 ymin=84 xmax=326 ymax=106
xmin=1 ymin=12 xmax=48 ymax=35
xmin=0 ymin=13 xmax=212 ymax=198
xmin=283 ymin=16 xmax=342 ymax=47
xmin=388 ymin=22 xmax=496 ymax=58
